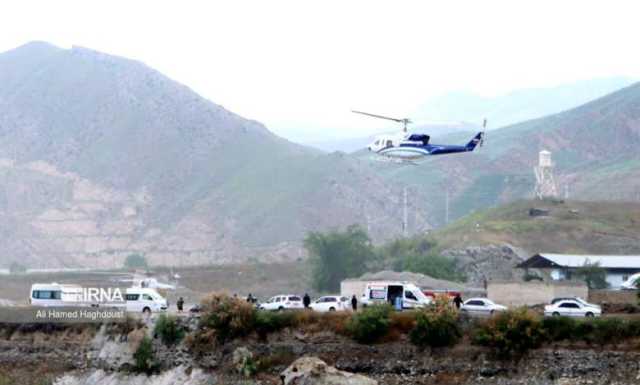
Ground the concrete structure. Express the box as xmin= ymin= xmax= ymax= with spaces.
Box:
xmin=588 ymin=290 xmax=638 ymax=305
xmin=533 ymin=150 xmax=558 ymax=199
xmin=488 ymin=280 xmax=588 ymax=307
xmin=517 ymin=253 xmax=640 ymax=289
xmin=340 ymin=280 xmax=369 ymax=300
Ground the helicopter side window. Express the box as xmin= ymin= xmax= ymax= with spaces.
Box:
xmin=386 ymin=140 xmax=392 ymax=147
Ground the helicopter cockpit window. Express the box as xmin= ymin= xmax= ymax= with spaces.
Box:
xmin=386 ymin=140 xmax=392 ymax=147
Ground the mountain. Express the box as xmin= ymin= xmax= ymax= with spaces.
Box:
xmin=370 ymin=81 xmax=640 ymax=226
xmin=413 ymin=77 xmax=635 ymax=130
xmin=0 ymin=42 xmax=433 ymax=268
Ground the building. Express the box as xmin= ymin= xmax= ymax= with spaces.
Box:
xmin=517 ymin=253 xmax=640 ymax=289
xmin=487 ymin=280 xmax=588 ymax=307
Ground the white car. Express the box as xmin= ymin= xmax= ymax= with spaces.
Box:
xmin=258 ymin=295 xmax=304 ymax=311
xmin=310 ymin=296 xmax=349 ymax=312
xmin=551 ymin=297 xmax=601 ymax=311
xmin=544 ymin=299 xmax=601 ymax=317
xmin=125 ymin=287 xmax=168 ymax=314
xmin=461 ymin=298 xmax=507 ymax=316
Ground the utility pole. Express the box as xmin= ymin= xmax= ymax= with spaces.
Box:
xmin=402 ymin=186 xmax=408 ymax=238
xmin=564 ymin=184 xmax=570 ymax=200
xmin=445 ymin=188 xmax=450 ymax=225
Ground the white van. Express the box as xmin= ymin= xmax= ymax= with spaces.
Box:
xmin=30 ymin=283 xmax=84 ymax=307
xmin=125 ymin=287 xmax=168 ymax=314
xmin=360 ymin=281 xmax=431 ymax=309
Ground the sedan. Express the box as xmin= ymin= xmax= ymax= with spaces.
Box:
xmin=544 ymin=300 xmax=601 ymax=317
xmin=461 ymin=298 xmax=507 ymax=316
xmin=310 ymin=296 xmax=349 ymax=312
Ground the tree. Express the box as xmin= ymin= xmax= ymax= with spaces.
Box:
xmin=9 ymin=261 xmax=27 ymax=274
xmin=124 ymin=253 xmax=148 ymax=269
xmin=305 ymin=225 xmax=373 ymax=292
xmin=379 ymin=237 xmax=464 ymax=282
xmin=575 ymin=261 xmax=608 ymax=289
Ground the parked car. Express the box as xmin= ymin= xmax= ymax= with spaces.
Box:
xmin=544 ymin=299 xmax=601 ymax=317
xmin=258 ymin=295 xmax=304 ymax=311
xmin=360 ymin=281 xmax=431 ymax=309
xmin=551 ymin=296 xmax=601 ymax=310
xmin=460 ymin=298 xmax=507 ymax=315
xmin=310 ymin=296 xmax=349 ymax=312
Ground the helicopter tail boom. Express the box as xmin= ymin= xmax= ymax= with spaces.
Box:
xmin=465 ymin=132 xmax=484 ymax=151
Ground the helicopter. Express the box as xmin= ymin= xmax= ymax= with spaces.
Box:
xmin=352 ymin=110 xmax=485 ymax=161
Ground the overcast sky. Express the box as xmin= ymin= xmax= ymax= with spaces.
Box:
xmin=2 ymin=1 xmax=640 ymax=142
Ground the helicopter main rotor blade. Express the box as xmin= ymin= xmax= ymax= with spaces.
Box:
xmin=352 ymin=110 xmax=408 ymax=124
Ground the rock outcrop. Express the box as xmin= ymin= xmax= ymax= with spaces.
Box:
xmin=281 ymin=356 xmax=377 ymax=385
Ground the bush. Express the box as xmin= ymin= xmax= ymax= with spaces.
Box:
xmin=472 ymin=308 xmax=544 ymax=358
xmin=589 ymin=318 xmax=629 ymax=346
xmin=346 ymin=304 xmax=393 ymax=344
xmin=133 ymin=336 xmax=157 ymax=374
xmin=254 ymin=311 xmax=295 ymax=340
xmin=198 ymin=293 xmax=256 ymax=343
xmin=154 ymin=314 xmax=185 ymax=345
xmin=410 ymin=297 xmax=461 ymax=348
xmin=542 ymin=316 xmax=577 ymax=342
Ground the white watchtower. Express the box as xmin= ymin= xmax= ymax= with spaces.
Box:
xmin=534 ymin=150 xmax=558 ymax=199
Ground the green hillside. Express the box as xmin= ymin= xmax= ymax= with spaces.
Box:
xmin=430 ymin=200 xmax=640 ymax=255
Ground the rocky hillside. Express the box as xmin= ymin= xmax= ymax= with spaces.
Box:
xmin=0 ymin=42 xmax=432 ymax=268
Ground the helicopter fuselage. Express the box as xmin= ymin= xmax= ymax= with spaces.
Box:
xmin=368 ymin=132 xmax=483 ymax=160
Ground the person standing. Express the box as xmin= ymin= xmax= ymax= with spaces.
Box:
xmin=177 ymin=297 xmax=184 ymax=313
xmin=303 ymin=293 xmax=311 ymax=309
xmin=351 ymin=295 xmax=358 ymax=311
xmin=453 ymin=293 xmax=463 ymax=309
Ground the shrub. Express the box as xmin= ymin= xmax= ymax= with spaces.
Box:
xmin=472 ymin=308 xmax=544 ymax=358
xmin=254 ymin=311 xmax=295 ymax=340
xmin=154 ymin=314 xmax=185 ymax=345
xmin=541 ymin=316 xmax=577 ymax=342
xmin=346 ymin=304 xmax=393 ymax=344
xmin=590 ymin=318 xmax=629 ymax=346
xmin=198 ymin=293 xmax=256 ymax=343
xmin=390 ymin=311 xmax=418 ymax=335
xmin=410 ymin=297 xmax=461 ymax=348
xmin=133 ymin=336 xmax=157 ymax=374
xmin=233 ymin=347 xmax=257 ymax=378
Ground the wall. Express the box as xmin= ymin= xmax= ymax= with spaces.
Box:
xmin=488 ymin=281 xmax=588 ymax=306
xmin=340 ymin=280 xmax=368 ymax=300
xmin=589 ymin=289 xmax=638 ymax=304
